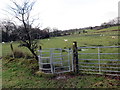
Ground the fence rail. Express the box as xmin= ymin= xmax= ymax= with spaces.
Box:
xmin=77 ymin=46 xmax=120 ymax=49
xmin=78 ymin=45 xmax=120 ymax=76
xmin=38 ymin=44 xmax=120 ymax=76
xmin=38 ymin=48 xmax=73 ymax=74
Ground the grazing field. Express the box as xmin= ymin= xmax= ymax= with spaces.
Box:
xmin=2 ymin=26 xmax=120 ymax=88
xmin=2 ymin=26 xmax=120 ymax=57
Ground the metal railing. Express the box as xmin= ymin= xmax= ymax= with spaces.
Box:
xmin=38 ymin=46 xmax=120 ymax=76
xmin=78 ymin=46 xmax=120 ymax=76
xmin=38 ymin=48 xmax=73 ymax=74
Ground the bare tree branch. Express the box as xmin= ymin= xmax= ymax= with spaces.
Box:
xmin=8 ymin=0 xmax=39 ymax=60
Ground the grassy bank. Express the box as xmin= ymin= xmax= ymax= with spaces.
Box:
xmin=2 ymin=57 xmax=120 ymax=88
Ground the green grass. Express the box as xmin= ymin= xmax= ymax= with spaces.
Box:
xmin=2 ymin=57 xmax=120 ymax=88
xmin=2 ymin=33 xmax=119 ymax=57
xmin=96 ymin=26 xmax=119 ymax=32
xmin=2 ymin=26 xmax=120 ymax=88
xmin=1 ymin=26 xmax=120 ymax=57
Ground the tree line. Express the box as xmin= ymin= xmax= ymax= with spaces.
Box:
xmin=1 ymin=20 xmax=50 ymax=42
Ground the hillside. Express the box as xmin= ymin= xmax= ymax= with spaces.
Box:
xmin=2 ymin=26 xmax=120 ymax=56
xmin=2 ymin=25 xmax=120 ymax=88
xmin=2 ymin=56 xmax=120 ymax=88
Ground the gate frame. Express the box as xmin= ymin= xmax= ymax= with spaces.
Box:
xmin=77 ymin=46 xmax=120 ymax=76
xmin=38 ymin=48 xmax=73 ymax=74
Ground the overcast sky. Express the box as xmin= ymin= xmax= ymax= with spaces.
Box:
xmin=0 ymin=0 xmax=119 ymax=30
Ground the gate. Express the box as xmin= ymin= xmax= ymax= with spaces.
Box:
xmin=38 ymin=48 xmax=73 ymax=74
xmin=38 ymin=44 xmax=120 ymax=76
xmin=78 ymin=46 xmax=120 ymax=76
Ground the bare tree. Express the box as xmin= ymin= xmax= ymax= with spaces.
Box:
xmin=8 ymin=0 xmax=39 ymax=60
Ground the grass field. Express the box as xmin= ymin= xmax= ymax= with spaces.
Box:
xmin=2 ymin=58 xmax=120 ymax=88
xmin=2 ymin=26 xmax=120 ymax=56
xmin=2 ymin=26 xmax=120 ymax=88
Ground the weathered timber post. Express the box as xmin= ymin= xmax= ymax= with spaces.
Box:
xmin=10 ymin=41 xmax=14 ymax=58
xmin=73 ymin=41 xmax=79 ymax=74
xmin=39 ymin=46 xmax=42 ymax=50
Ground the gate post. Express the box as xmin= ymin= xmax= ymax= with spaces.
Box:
xmin=39 ymin=46 xmax=42 ymax=50
xmin=10 ymin=42 xmax=14 ymax=58
xmin=73 ymin=41 xmax=79 ymax=74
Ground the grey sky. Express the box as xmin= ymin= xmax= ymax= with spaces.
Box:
xmin=0 ymin=0 xmax=119 ymax=30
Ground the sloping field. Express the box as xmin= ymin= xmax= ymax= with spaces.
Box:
xmin=2 ymin=26 xmax=119 ymax=56
xmin=2 ymin=26 xmax=120 ymax=88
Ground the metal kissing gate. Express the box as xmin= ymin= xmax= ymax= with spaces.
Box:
xmin=38 ymin=45 xmax=120 ymax=76
xmin=38 ymin=48 xmax=73 ymax=74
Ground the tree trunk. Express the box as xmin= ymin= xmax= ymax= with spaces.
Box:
xmin=29 ymin=48 xmax=38 ymax=61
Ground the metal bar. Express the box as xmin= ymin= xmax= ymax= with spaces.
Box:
xmin=60 ymin=49 xmax=63 ymax=66
xmin=80 ymin=65 xmax=99 ymax=68
xmin=50 ymin=49 xmax=54 ymax=74
xmin=80 ymin=69 xmax=120 ymax=73
xmin=40 ymin=57 xmax=50 ymax=59
xmin=80 ymin=65 xmax=120 ymax=69
xmin=39 ymin=63 xmax=51 ymax=65
xmin=98 ymin=47 xmax=101 ymax=73
xmin=77 ymin=46 xmax=120 ymax=49
xmin=40 ymin=54 xmax=47 ymax=56
xmin=53 ymin=61 xmax=62 ymax=64
xmin=68 ymin=49 xmax=71 ymax=72
xmin=100 ymin=53 xmax=120 ymax=55
xmin=79 ymin=62 xmax=120 ymax=65
xmin=101 ymin=70 xmax=120 ymax=73
xmin=39 ymin=68 xmax=51 ymax=70
xmin=79 ymin=59 xmax=120 ymax=61
xmin=78 ymin=53 xmax=98 ymax=55
xmin=53 ymin=55 xmax=62 ymax=58
xmin=39 ymin=50 xmax=50 ymax=52
xmin=78 ymin=53 xmax=120 ymax=55
xmin=71 ymin=50 xmax=74 ymax=71
xmin=104 ymin=74 xmax=120 ymax=76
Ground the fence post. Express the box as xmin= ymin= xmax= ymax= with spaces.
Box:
xmin=39 ymin=46 xmax=42 ymax=50
xmin=10 ymin=42 xmax=14 ymax=58
xmin=38 ymin=46 xmax=42 ymax=71
xmin=73 ymin=41 xmax=79 ymax=74
xmin=98 ymin=47 xmax=101 ymax=73
xmin=50 ymin=49 xmax=54 ymax=74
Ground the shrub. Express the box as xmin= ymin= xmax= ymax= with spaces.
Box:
xmin=13 ymin=50 xmax=25 ymax=58
xmin=10 ymin=50 xmax=33 ymax=59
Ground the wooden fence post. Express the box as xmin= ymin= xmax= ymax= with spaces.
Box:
xmin=39 ymin=46 xmax=42 ymax=50
xmin=73 ymin=41 xmax=79 ymax=74
xmin=10 ymin=42 xmax=14 ymax=58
